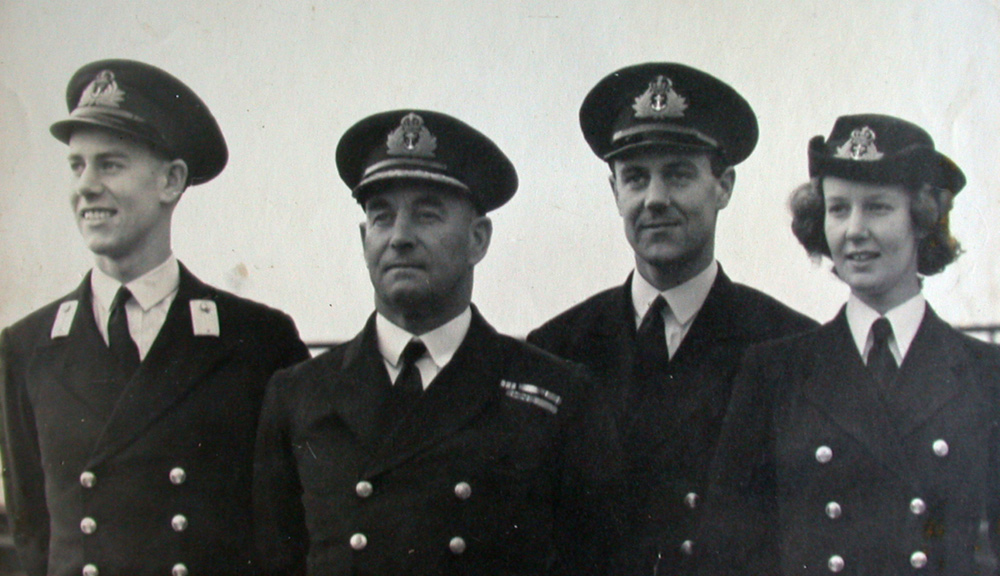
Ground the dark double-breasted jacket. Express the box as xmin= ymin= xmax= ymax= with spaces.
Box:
xmin=0 ymin=265 xmax=309 ymax=576
xmin=253 ymin=308 xmax=622 ymax=576
xmin=527 ymin=269 xmax=817 ymax=575
xmin=697 ymin=305 xmax=1000 ymax=576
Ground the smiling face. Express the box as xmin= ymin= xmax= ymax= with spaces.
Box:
xmin=361 ymin=181 xmax=491 ymax=334
xmin=610 ymin=150 xmax=734 ymax=289
xmin=68 ymin=127 xmax=186 ymax=280
xmin=823 ymin=176 xmax=922 ymax=313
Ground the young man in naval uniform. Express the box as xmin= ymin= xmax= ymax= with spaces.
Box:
xmin=527 ymin=63 xmax=818 ymax=575
xmin=253 ymin=109 xmax=621 ymax=576
xmin=0 ymin=59 xmax=309 ymax=576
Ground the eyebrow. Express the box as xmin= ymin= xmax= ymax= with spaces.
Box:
xmin=67 ymin=151 xmax=130 ymax=161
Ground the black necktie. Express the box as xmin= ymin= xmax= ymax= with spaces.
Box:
xmin=395 ymin=339 xmax=427 ymax=400
xmin=377 ymin=339 xmax=427 ymax=439
xmin=636 ymin=296 xmax=669 ymax=375
xmin=867 ymin=317 xmax=898 ymax=388
xmin=108 ymin=286 xmax=141 ymax=375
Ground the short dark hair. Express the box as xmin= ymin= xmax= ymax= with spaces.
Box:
xmin=789 ymin=177 xmax=960 ymax=276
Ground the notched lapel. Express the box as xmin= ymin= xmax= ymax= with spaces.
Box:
xmin=88 ymin=277 xmax=234 ymax=467
xmin=801 ymin=316 xmax=909 ymax=479
xmin=29 ymin=284 xmax=122 ymax=420
xmin=30 ymin=326 xmax=118 ymax=421
xmin=884 ymin=309 xmax=966 ymax=437
xmin=364 ymin=314 xmax=503 ymax=477
xmin=324 ymin=316 xmax=393 ymax=445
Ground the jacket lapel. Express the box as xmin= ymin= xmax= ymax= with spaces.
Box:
xmin=882 ymin=306 xmax=965 ymax=437
xmin=669 ymin=269 xmax=749 ymax=365
xmin=88 ymin=265 xmax=235 ymax=467
xmin=323 ymin=314 xmax=394 ymax=444
xmin=30 ymin=275 xmax=124 ymax=420
xmin=364 ymin=309 xmax=503 ymax=478
xmin=801 ymin=310 xmax=909 ymax=478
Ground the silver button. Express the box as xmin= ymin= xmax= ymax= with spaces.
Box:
xmin=827 ymin=554 xmax=845 ymax=573
xmin=684 ymin=492 xmax=699 ymax=509
xmin=356 ymin=480 xmax=373 ymax=498
xmin=932 ymin=439 xmax=949 ymax=457
xmin=80 ymin=517 xmax=97 ymax=535
xmin=825 ymin=501 xmax=842 ymax=520
xmin=80 ymin=471 xmax=97 ymax=489
xmin=910 ymin=498 xmax=927 ymax=515
xmin=172 ymin=564 xmax=189 ymax=576
xmin=680 ymin=540 xmax=694 ymax=555
xmin=449 ymin=536 xmax=467 ymax=555
xmin=454 ymin=481 xmax=472 ymax=500
xmin=169 ymin=467 xmax=187 ymax=485
xmin=171 ymin=514 xmax=188 ymax=532
xmin=815 ymin=446 xmax=833 ymax=464
xmin=350 ymin=533 xmax=368 ymax=550
xmin=911 ymin=551 xmax=928 ymax=569
xmin=82 ymin=564 xmax=99 ymax=576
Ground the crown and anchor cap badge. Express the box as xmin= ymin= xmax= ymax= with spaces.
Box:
xmin=808 ymin=113 xmax=965 ymax=193
xmin=50 ymin=59 xmax=228 ymax=186
xmin=579 ymin=62 xmax=758 ymax=166
xmin=336 ymin=109 xmax=518 ymax=213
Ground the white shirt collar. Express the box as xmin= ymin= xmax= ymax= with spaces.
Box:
xmin=91 ymin=255 xmax=180 ymax=313
xmin=631 ymin=261 xmax=718 ymax=327
xmin=376 ymin=307 xmax=472 ymax=370
xmin=846 ymin=292 xmax=926 ymax=362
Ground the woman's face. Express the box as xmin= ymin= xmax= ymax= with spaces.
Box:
xmin=823 ymin=176 xmax=922 ymax=313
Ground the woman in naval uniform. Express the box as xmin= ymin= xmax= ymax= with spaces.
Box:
xmin=696 ymin=113 xmax=1000 ymax=576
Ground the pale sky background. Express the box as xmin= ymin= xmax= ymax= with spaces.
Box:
xmin=2 ymin=0 xmax=999 ymax=343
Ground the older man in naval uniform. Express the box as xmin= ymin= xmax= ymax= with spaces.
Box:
xmin=253 ymin=109 xmax=621 ymax=576
xmin=0 ymin=59 xmax=309 ymax=576
xmin=527 ymin=63 xmax=818 ymax=575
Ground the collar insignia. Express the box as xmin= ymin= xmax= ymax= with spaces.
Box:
xmin=77 ymin=70 xmax=126 ymax=109
xmin=633 ymin=75 xmax=687 ymax=119
xmin=387 ymin=113 xmax=437 ymax=158
xmin=835 ymin=126 xmax=885 ymax=161
xmin=50 ymin=300 xmax=78 ymax=339
xmin=190 ymin=300 xmax=220 ymax=337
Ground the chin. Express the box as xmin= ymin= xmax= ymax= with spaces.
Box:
xmin=384 ymin=287 xmax=432 ymax=310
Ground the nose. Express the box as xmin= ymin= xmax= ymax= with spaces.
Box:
xmin=643 ymin=175 xmax=672 ymax=211
xmin=74 ymin=164 xmax=103 ymax=198
xmin=844 ymin=207 xmax=869 ymax=240
xmin=388 ymin=212 xmax=417 ymax=250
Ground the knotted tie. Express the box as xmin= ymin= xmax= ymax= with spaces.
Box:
xmin=108 ymin=286 xmax=140 ymax=375
xmin=395 ymin=339 xmax=427 ymax=400
xmin=636 ymin=296 xmax=669 ymax=375
xmin=377 ymin=339 xmax=427 ymax=438
xmin=867 ymin=317 xmax=898 ymax=388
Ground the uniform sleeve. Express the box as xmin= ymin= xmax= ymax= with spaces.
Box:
xmin=695 ymin=345 xmax=781 ymax=576
xmin=551 ymin=371 xmax=625 ymax=576
xmin=273 ymin=312 xmax=311 ymax=370
xmin=985 ymin=347 xmax=1000 ymax=562
xmin=253 ymin=369 xmax=308 ymax=576
xmin=0 ymin=328 xmax=50 ymax=576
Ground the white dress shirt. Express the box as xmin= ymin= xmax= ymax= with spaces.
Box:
xmin=376 ymin=307 xmax=472 ymax=390
xmin=631 ymin=261 xmax=718 ymax=359
xmin=846 ymin=292 xmax=926 ymax=367
xmin=91 ymin=255 xmax=180 ymax=361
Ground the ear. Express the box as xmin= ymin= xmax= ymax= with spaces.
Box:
xmin=159 ymin=159 xmax=189 ymax=205
xmin=358 ymin=221 xmax=367 ymax=244
xmin=714 ymin=166 xmax=736 ymax=210
xmin=468 ymin=216 xmax=493 ymax=266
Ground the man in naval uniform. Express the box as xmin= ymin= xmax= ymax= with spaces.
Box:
xmin=0 ymin=59 xmax=309 ymax=576
xmin=253 ymin=109 xmax=621 ymax=576
xmin=526 ymin=63 xmax=818 ymax=575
